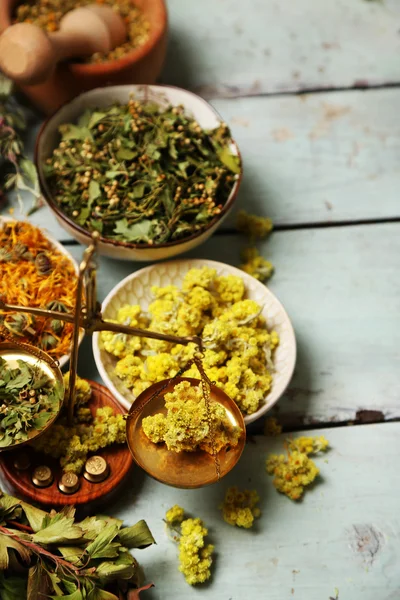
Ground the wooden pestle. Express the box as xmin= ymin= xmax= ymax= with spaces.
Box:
xmin=0 ymin=4 xmax=127 ymax=86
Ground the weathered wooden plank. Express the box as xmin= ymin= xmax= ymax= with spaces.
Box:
xmin=69 ymin=222 xmax=400 ymax=426
xmin=4 ymin=87 xmax=400 ymax=236
xmin=1 ymin=423 xmax=397 ymax=598
xmin=103 ymin=423 xmax=400 ymax=600
xmin=216 ymin=88 xmax=400 ymax=226
xmin=163 ymin=0 xmax=400 ymax=97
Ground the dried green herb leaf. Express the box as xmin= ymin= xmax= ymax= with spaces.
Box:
xmin=117 ymin=520 xmax=156 ymax=549
xmin=21 ymin=501 xmax=47 ymax=532
xmin=87 ymin=589 xmax=119 ymax=600
xmin=116 ymin=147 xmax=136 ymax=161
xmin=20 ymin=158 xmax=39 ymax=190
xmin=113 ymin=219 xmax=153 ymax=242
xmin=217 ymin=146 xmax=240 ymax=174
xmin=0 ymin=572 xmax=27 ymax=600
xmin=27 ymin=564 xmax=51 ymax=600
xmin=2 ymin=533 xmax=31 ymax=565
xmin=96 ymin=553 xmax=136 ymax=583
xmin=158 ymin=188 xmax=174 ymax=219
xmin=60 ymin=124 xmax=93 ymax=142
xmin=89 ymin=180 xmax=101 ymax=204
xmin=32 ymin=514 xmax=83 ymax=544
xmin=88 ymin=111 xmax=107 ymax=129
xmin=86 ymin=524 xmax=120 ymax=559
xmin=0 ymin=536 xmax=9 ymax=569
xmin=90 ymin=219 xmax=103 ymax=234
xmin=57 ymin=545 xmax=84 ymax=565
xmin=51 ymin=591 xmax=83 ymax=600
xmin=105 ymin=170 xmax=126 ymax=179
xmin=48 ymin=571 xmax=63 ymax=596
xmin=131 ymin=183 xmax=147 ymax=199
xmin=76 ymin=207 xmax=91 ymax=226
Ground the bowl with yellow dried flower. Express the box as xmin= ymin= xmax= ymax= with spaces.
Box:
xmin=35 ymin=85 xmax=242 ymax=261
xmin=93 ymin=259 xmax=296 ymax=424
xmin=0 ymin=0 xmax=167 ymax=115
xmin=0 ymin=216 xmax=83 ymax=368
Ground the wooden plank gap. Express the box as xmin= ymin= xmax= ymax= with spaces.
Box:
xmin=198 ymin=81 xmax=400 ymax=102
xmin=216 ymin=217 xmax=400 ymax=236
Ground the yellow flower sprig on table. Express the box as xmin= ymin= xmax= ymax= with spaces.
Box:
xmin=236 ymin=210 xmax=275 ymax=283
xmin=220 ymin=486 xmax=261 ymax=528
xmin=266 ymin=435 xmax=329 ymax=501
xmin=264 ymin=416 xmax=282 ymax=436
xmin=240 ymin=247 xmax=274 ymax=283
xmin=165 ymin=506 xmax=214 ymax=586
xmin=237 ymin=210 xmax=273 ymax=240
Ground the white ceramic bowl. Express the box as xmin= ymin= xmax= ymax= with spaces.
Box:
xmin=93 ymin=259 xmax=296 ymax=425
xmin=36 ymin=85 xmax=242 ymax=261
xmin=0 ymin=216 xmax=83 ymax=369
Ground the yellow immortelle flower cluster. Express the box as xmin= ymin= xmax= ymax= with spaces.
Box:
xmin=237 ymin=210 xmax=273 ymax=240
xmin=240 ymin=247 xmax=274 ymax=283
xmin=103 ymin=267 xmax=279 ymax=415
xmin=142 ymin=381 xmax=242 ymax=454
xmin=165 ymin=505 xmax=185 ymax=525
xmin=220 ymin=486 xmax=261 ymax=528
xmin=165 ymin=506 xmax=214 ymax=585
xmin=288 ymin=435 xmax=329 ymax=454
xmin=32 ymin=374 xmax=126 ymax=473
xmin=266 ymin=435 xmax=329 ymax=500
xmin=264 ymin=416 xmax=282 ymax=436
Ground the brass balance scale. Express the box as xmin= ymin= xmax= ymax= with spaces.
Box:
xmin=0 ymin=233 xmax=245 ymax=506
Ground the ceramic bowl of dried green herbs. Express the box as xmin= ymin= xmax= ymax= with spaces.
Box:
xmin=35 ymin=85 xmax=242 ymax=261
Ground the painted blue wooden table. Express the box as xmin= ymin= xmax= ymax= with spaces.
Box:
xmin=2 ymin=1 xmax=400 ymax=598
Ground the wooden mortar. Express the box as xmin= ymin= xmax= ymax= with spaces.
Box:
xmin=0 ymin=0 xmax=168 ymax=115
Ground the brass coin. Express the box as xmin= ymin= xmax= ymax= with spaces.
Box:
xmin=32 ymin=465 xmax=53 ymax=488
xmin=58 ymin=472 xmax=80 ymax=494
xmin=83 ymin=455 xmax=109 ymax=483
xmin=13 ymin=452 xmax=31 ymax=471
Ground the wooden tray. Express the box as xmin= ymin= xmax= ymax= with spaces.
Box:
xmin=0 ymin=380 xmax=133 ymax=507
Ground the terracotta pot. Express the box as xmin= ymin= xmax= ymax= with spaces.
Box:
xmin=0 ymin=0 xmax=168 ymax=115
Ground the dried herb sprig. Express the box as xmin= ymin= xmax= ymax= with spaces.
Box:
xmin=0 ymin=356 xmax=63 ymax=448
xmin=44 ymin=97 xmax=241 ymax=244
xmin=0 ymin=75 xmax=41 ymax=215
xmin=0 ymin=489 xmax=155 ymax=599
